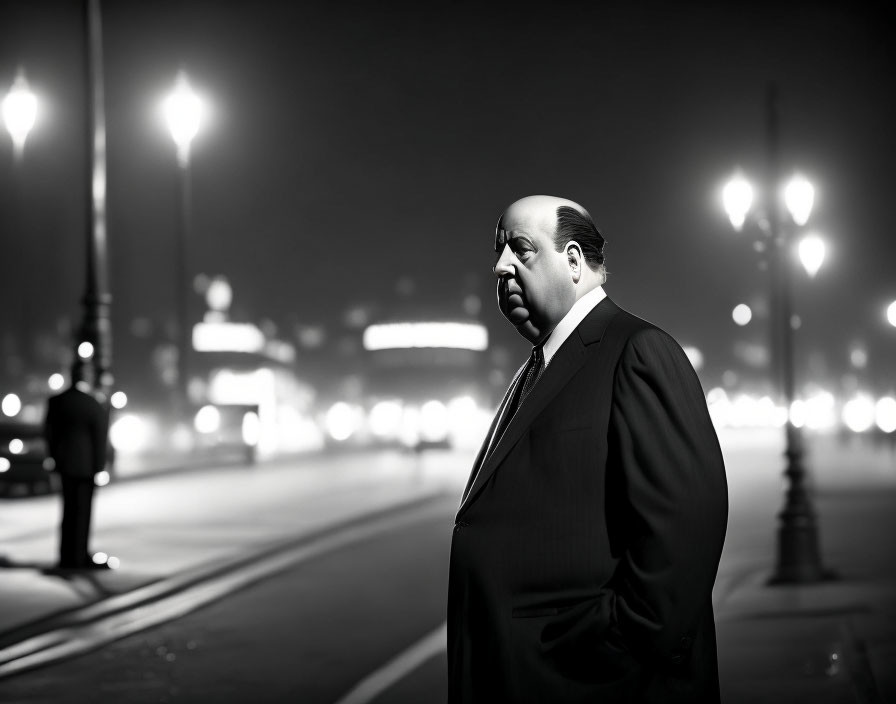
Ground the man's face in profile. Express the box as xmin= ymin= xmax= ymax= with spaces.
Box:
xmin=494 ymin=202 xmax=574 ymax=345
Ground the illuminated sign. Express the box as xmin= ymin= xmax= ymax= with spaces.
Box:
xmin=363 ymin=322 xmax=488 ymax=352
xmin=192 ymin=322 xmax=265 ymax=353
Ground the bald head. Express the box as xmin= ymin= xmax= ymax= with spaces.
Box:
xmin=493 ymin=195 xmax=607 ymax=343
xmin=499 ymin=195 xmax=586 ymax=234
xmin=497 ymin=195 xmax=606 ymax=273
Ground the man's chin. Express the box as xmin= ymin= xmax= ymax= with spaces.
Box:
xmin=512 ymin=319 xmax=542 ymax=344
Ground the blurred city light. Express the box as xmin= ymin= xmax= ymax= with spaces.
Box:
xmin=783 ymin=174 xmax=815 ymax=226
xmin=48 ymin=373 xmax=65 ymax=391
xmin=78 ymin=341 xmax=95 ymax=359
xmin=887 ymin=301 xmax=896 ymax=328
xmin=206 ymin=276 xmax=233 ymax=312
xmin=791 ymin=391 xmax=836 ymax=431
xmin=163 ymin=70 xmax=204 ymax=166
xmin=107 ymin=556 xmax=120 ymax=570
xmin=208 ymin=368 xmax=275 ymax=405
xmin=722 ymin=174 xmax=753 ymax=231
xmin=363 ymin=322 xmax=488 ymax=351
xmin=876 ymin=397 xmax=896 ymax=434
xmin=241 ymin=411 xmax=261 ymax=446
xmin=2 ymin=68 xmax=37 ymax=158
xmin=9 ymin=438 xmax=24 ymax=454
xmin=732 ymin=304 xmax=752 ymax=326
xmin=92 ymin=551 xmax=108 ymax=565
xmin=2 ymin=393 xmax=22 ymax=417
xmin=194 ymin=405 xmax=221 ymax=434
xmin=789 ymin=399 xmax=807 ymax=428
xmin=369 ymin=400 xmax=403 ymax=438
xmin=798 ymin=234 xmax=825 ymax=277
xmin=110 ymin=391 xmax=128 ymax=409
xmin=682 ymin=346 xmax=704 ymax=371
xmin=420 ymin=400 xmax=449 ymax=443
xmin=326 ymin=402 xmax=362 ymax=441
xmin=94 ymin=470 xmax=110 ymax=487
xmin=850 ymin=346 xmax=868 ymax=369
xmin=171 ymin=424 xmax=194 ymax=452
xmin=842 ymin=395 xmax=875 ymax=433
xmin=109 ymin=414 xmax=152 ymax=453
xmin=193 ymin=322 xmax=265 ymax=353
xmin=0 ymin=458 xmax=10 ymax=473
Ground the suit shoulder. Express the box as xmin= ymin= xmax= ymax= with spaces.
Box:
xmin=604 ymin=305 xmax=668 ymax=344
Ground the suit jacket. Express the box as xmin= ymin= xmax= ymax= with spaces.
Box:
xmin=447 ymin=298 xmax=728 ymax=703
xmin=43 ymin=387 xmax=109 ymax=479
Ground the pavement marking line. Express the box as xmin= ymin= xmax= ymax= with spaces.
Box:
xmin=0 ymin=499 xmax=448 ymax=680
xmin=333 ymin=622 xmax=447 ymax=704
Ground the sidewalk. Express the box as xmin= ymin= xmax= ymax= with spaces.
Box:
xmin=713 ymin=430 xmax=896 ymax=704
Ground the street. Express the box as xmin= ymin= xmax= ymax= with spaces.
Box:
xmin=1 ymin=493 xmax=455 ymax=703
xmin=0 ymin=431 xmax=894 ymax=703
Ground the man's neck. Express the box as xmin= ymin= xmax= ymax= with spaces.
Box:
xmin=541 ymin=285 xmax=607 ymax=365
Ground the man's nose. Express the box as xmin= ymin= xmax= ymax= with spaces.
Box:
xmin=494 ymin=245 xmax=516 ymax=278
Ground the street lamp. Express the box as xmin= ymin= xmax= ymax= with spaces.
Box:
xmin=797 ymin=234 xmax=826 ymax=278
xmin=163 ymin=70 xmax=203 ymax=413
xmin=886 ymin=301 xmax=896 ymax=329
xmin=2 ymin=68 xmax=37 ymax=161
xmin=721 ymin=83 xmax=833 ymax=584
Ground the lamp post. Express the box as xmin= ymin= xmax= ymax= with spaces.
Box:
xmin=78 ymin=0 xmax=113 ymax=398
xmin=163 ymin=70 xmax=202 ymax=414
xmin=722 ymin=83 xmax=832 ymax=584
xmin=3 ymin=1 xmax=112 ymax=398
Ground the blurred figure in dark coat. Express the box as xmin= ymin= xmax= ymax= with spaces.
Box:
xmin=43 ymin=361 xmax=110 ymax=569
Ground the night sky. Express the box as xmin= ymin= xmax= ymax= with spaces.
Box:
xmin=2 ymin=0 xmax=894 ymax=391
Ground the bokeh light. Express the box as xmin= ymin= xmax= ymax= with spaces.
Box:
xmin=875 ymin=397 xmax=896 ymax=433
xmin=2 ymin=393 xmax=22 ymax=417
xmin=732 ymin=304 xmax=752 ymax=326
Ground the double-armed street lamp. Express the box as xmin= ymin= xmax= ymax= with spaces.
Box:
xmin=722 ymin=83 xmax=833 ymax=584
xmin=162 ymin=70 xmax=204 ymax=415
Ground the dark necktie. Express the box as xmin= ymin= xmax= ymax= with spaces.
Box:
xmin=505 ymin=345 xmax=544 ymax=424
xmin=479 ymin=345 xmax=544 ymax=470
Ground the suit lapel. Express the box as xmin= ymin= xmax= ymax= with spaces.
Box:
xmin=460 ymin=360 xmax=527 ymax=503
xmin=456 ymin=297 xmax=622 ymax=518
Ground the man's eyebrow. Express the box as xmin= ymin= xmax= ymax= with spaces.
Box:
xmin=495 ymin=229 xmax=534 ymax=254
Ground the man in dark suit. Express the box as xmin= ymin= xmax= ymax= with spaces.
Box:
xmin=448 ymin=195 xmax=728 ymax=703
xmin=43 ymin=361 xmax=110 ymax=570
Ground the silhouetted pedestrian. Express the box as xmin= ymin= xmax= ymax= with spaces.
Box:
xmin=43 ymin=361 xmax=110 ymax=569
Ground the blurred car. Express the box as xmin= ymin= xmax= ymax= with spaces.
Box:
xmin=0 ymin=419 xmax=57 ymax=497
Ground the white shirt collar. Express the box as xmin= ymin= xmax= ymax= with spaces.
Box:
xmin=542 ymin=285 xmax=607 ymax=366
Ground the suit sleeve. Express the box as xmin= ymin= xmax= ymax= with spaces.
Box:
xmin=606 ymin=327 xmax=728 ymax=664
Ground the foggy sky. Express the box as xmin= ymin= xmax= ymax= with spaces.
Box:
xmin=2 ymin=0 xmax=894 ymax=386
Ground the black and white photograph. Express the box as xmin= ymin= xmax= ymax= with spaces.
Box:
xmin=1 ymin=1 xmax=894 ymax=702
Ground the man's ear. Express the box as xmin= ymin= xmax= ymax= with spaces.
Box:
xmin=566 ymin=241 xmax=583 ymax=283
